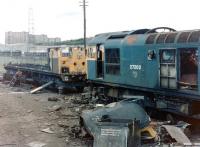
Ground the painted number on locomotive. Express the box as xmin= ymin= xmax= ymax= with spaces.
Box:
xmin=130 ymin=64 xmax=142 ymax=70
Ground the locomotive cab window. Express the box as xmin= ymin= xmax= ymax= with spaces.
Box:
xmin=62 ymin=48 xmax=70 ymax=57
xmin=160 ymin=50 xmax=175 ymax=63
xmin=179 ymin=48 xmax=198 ymax=90
xmin=105 ymin=48 xmax=120 ymax=75
xmin=87 ymin=46 xmax=96 ymax=58
xmin=160 ymin=49 xmax=176 ymax=89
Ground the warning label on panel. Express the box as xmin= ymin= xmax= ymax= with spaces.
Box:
xmin=101 ymin=128 xmax=121 ymax=136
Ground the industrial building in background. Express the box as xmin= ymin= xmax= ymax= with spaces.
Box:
xmin=5 ymin=31 xmax=61 ymax=45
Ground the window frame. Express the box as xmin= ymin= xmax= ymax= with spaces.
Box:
xmin=105 ymin=48 xmax=120 ymax=75
xmin=160 ymin=49 xmax=176 ymax=63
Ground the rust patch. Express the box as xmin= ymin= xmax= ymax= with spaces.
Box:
xmin=126 ymin=35 xmax=137 ymax=44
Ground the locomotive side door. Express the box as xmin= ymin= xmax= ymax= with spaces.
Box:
xmin=96 ymin=44 xmax=104 ymax=78
xmin=159 ymin=49 xmax=177 ymax=89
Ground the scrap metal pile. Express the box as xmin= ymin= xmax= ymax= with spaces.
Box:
xmin=62 ymin=92 xmax=199 ymax=147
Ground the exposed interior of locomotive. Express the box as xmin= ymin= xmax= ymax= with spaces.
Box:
xmin=179 ymin=48 xmax=198 ymax=90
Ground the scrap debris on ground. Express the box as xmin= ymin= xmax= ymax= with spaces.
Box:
xmin=0 ymin=81 xmax=199 ymax=147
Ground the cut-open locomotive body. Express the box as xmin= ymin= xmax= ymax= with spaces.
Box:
xmin=86 ymin=27 xmax=200 ymax=121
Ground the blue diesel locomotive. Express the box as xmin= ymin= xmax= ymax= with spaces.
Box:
xmin=86 ymin=27 xmax=200 ymax=122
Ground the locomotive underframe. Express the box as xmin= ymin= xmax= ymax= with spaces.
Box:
xmin=89 ymin=80 xmax=200 ymax=123
xmin=4 ymin=64 xmax=86 ymax=92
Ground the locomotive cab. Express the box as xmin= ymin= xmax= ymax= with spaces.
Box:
xmin=48 ymin=47 xmax=86 ymax=75
xmin=86 ymin=44 xmax=104 ymax=78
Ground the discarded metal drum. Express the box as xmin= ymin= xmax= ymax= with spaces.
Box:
xmin=81 ymin=101 xmax=150 ymax=147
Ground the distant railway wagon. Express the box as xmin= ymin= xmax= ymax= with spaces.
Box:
xmin=24 ymin=51 xmax=48 ymax=57
xmin=86 ymin=27 xmax=200 ymax=122
xmin=0 ymin=50 xmax=22 ymax=56
xmin=4 ymin=47 xmax=86 ymax=92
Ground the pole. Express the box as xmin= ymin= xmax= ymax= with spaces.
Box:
xmin=83 ymin=0 xmax=86 ymax=49
xmin=80 ymin=0 xmax=88 ymax=49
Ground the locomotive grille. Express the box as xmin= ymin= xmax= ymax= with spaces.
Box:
xmin=156 ymin=34 xmax=168 ymax=44
xmin=145 ymin=34 xmax=157 ymax=44
xmin=188 ymin=31 xmax=200 ymax=42
xmin=177 ymin=32 xmax=190 ymax=43
xmin=165 ymin=33 xmax=177 ymax=43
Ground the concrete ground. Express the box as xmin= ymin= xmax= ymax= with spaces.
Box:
xmin=0 ymin=82 xmax=86 ymax=147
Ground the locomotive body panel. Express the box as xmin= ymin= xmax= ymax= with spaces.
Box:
xmin=87 ymin=28 xmax=200 ymax=100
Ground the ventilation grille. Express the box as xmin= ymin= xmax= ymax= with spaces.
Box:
xmin=188 ymin=31 xmax=200 ymax=42
xmin=156 ymin=34 xmax=168 ymax=44
xmin=144 ymin=30 xmax=200 ymax=44
xmin=145 ymin=34 xmax=157 ymax=44
xmin=108 ymin=34 xmax=127 ymax=39
xmin=177 ymin=32 xmax=190 ymax=43
xmin=165 ymin=33 xmax=177 ymax=43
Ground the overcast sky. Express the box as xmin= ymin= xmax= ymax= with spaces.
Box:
xmin=0 ymin=0 xmax=199 ymax=43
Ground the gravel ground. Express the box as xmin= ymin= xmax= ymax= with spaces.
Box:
xmin=0 ymin=81 xmax=200 ymax=147
xmin=0 ymin=82 xmax=87 ymax=147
